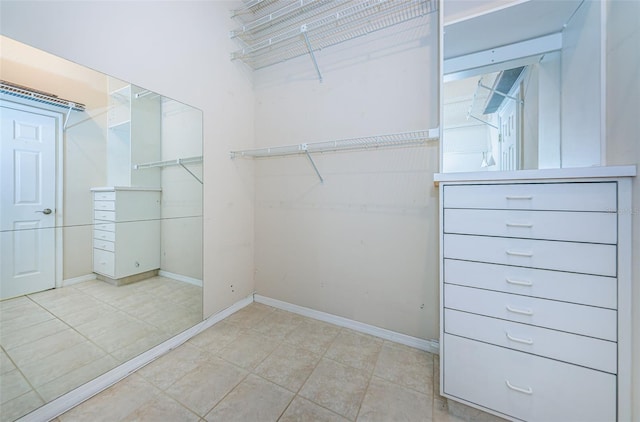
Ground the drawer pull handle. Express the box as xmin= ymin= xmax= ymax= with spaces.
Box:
xmin=506 ymin=305 xmax=533 ymax=316
xmin=505 ymin=195 xmax=533 ymax=200
xmin=505 ymin=380 xmax=533 ymax=395
xmin=506 ymin=332 xmax=534 ymax=345
xmin=506 ymin=222 xmax=533 ymax=228
xmin=506 ymin=250 xmax=533 ymax=258
xmin=506 ymin=278 xmax=533 ymax=287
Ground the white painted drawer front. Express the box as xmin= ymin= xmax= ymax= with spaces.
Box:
xmin=444 ymin=209 xmax=616 ymax=244
xmin=94 ymin=222 xmax=115 ymax=232
xmin=444 ymin=284 xmax=617 ymax=341
xmin=444 ymin=259 xmax=617 ymax=309
xmin=94 ymin=210 xmax=115 ymax=221
xmin=444 ymin=234 xmax=616 ymax=277
xmin=93 ymin=229 xmax=115 ymax=242
xmin=94 ymin=200 xmax=115 ymax=211
xmin=93 ymin=191 xmax=116 ymax=201
xmin=443 ymin=182 xmax=616 ymax=212
xmin=93 ymin=239 xmax=115 ymax=252
xmin=443 ymin=334 xmax=616 ymax=422
xmin=93 ymin=249 xmax=115 ymax=277
xmin=444 ymin=309 xmax=617 ymax=373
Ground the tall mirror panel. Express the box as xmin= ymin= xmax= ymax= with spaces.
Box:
xmin=0 ymin=35 xmax=203 ymax=421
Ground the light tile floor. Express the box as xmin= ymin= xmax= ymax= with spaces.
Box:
xmin=0 ymin=277 xmax=202 ymax=422
xmin=56 ymin=303 xmax=505 ymax=422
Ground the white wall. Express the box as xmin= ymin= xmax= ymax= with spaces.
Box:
xmin=561 ymin=0 xmax=603 ymax=167
xmin=605 ymin=0 xmax=640 ymax=419
xmin=0 ymin=1 xmax=255 ymax=318
xmin=537 ymin=51 xmax=561 ymax=169
xmin=250 ymin=14 xmax=440 ymax=340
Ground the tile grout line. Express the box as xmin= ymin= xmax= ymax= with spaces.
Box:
xmin=352 ymin=335 xmax=384 ymax=422
xmin=274 ymin=323 xmax=344 ymax=421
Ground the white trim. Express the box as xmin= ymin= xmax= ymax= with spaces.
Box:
xmin=616 ymin=178 xmax=633 ymax=422
xmin=158 ymin=270 xmax=202 ymax=287
xmin=254 ymin=295 xmax=439 ymax=354
xmin=434 ymin=165 xmax=637 ymax=183
xmin=438 ymin=0 xmax=444 ymax=173
xmin=55 ymin=109 xmax=64 ymax=291
xmin=443 ymin=33 xmax=563 ymax=77
xmin=443 ymin=0 xmax=529 ymax=26
xmin=599 ymin=0 xmax=607 ymax=167
xmin=62 ymin=273 xmax=97 ymax=287
xmin=17 ymin=293 xmax=254 ymax=422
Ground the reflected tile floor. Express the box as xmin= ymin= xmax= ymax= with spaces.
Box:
xmin=57 ymin=303 xmax=505 ymax=422
xmin=0 ymin=277 xmax=202 ymax=422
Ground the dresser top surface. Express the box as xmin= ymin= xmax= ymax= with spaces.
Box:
xmin=434 ymin=165 xmax=636 ymax=183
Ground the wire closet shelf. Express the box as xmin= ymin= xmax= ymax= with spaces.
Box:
xmin=1 ymin=80 xmax=85 ymax=111
xmin=229 ymin=130 xmax=437 ymax=159
xmin=229 ymin=0 xmax=437 ymax=71
xmin=133 ymin=156 xmax=203 ymax=185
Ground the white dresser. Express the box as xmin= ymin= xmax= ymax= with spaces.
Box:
xmin=91 ymin=187 xmax=161 ymax=282
xmin=434 ymin=167 xmax=635 ymax=422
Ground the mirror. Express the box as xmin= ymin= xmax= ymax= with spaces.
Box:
xmin=0 ymin=36 xmax=203 ymax=420
xmin=441 ymin=0 xmax=602 ymax=172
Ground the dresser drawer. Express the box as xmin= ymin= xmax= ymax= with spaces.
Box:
xmin=444 ymin=234 xmax=616 ymax=277
xmin=444 ymin=284 xmax=617 ymax=341
xmin=444 ymin=259 xmax=617 ymax=309
xmin=444 ymin=209 xmax=616 ymax=244
xmin=94 ymin=200 xmax=115 ymax=211
xmin=93 ymin=239 xmax=115 ymax=252
xmin=94 ymin=210 xmax=115 ymax=221
xmin=93 ymin=249 xmax=115 ymax=277
xmin=443 ymin=334 xmax=616 ymax=422
xmin=93 ymin=191 xmax=116 ymax=201
xmin=94 ymin=222 xmax=115 ymax=232
xmin=443 ymin=182 xmax=617 ymax=211
xmin=93 ymin=229 xmax=115 ymax=242
xmin=444 ymin=309 xmax=617 ymax=373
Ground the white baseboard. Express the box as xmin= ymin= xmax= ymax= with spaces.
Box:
xmin=158 ymin=270 xmax=202 ymax=287
xmin=61 ymin=273 xmax=97 ymax=288
xmin=18 ymin=293 xmax=254 ymax=422
xmin=254 ymin=295 xmax=440 ymax=354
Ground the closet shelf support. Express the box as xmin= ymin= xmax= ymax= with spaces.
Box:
xmin=467 ymin=114 xmax=498 ymax=129
xmin=302 ymin=26 xmax=323 ymax=83
xmin=304 ymin=147 xmax=324 ymax=183
xmin=179 ymin=162 xmax=203 ymax=185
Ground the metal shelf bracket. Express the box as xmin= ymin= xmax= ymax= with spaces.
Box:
xmin=301 ymin=144 xmax=324 ymax=183
xmin=301 ymin=25 xmax=323 ymax=83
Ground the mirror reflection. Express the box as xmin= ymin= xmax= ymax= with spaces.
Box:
xmin=442 ymin=0 xmax=600 ymax=172
xmin=0 ymin=36 xmax=203 ymax=420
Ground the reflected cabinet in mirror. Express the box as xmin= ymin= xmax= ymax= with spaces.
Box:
xmin=441 ymin=0 xmax=603 ymax=173
xmin=0 ymin=36 xmax=203 ymax=420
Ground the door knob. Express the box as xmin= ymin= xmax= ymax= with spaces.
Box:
xmin=36 ymin=208 xmax=53 ymax=215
